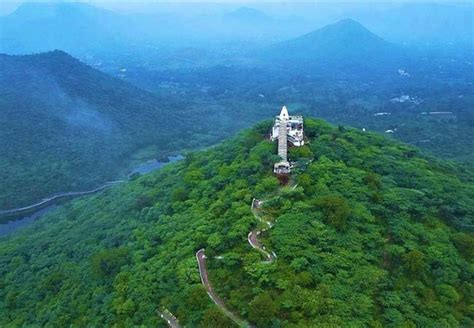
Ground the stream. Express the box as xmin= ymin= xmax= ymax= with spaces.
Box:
xmin=0 ymin=155 xmax=183 ymax=237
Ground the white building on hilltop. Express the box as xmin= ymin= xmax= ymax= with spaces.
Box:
xmin=272 ymin=106 xmax=304 ymax=174
xmin=271 ymin=106 xmax=304 ymax=147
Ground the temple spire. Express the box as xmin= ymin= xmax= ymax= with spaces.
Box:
xmin=279 ymin=105 xmax=289 ymax=120
xmin=272 ymin=105 xmax=304 ymax=175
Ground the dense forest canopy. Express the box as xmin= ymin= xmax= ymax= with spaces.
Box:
xmin=0 ymin=51 xmax=260 ymax=209
xmin=1 ymin=119 xmax=472 ymax=327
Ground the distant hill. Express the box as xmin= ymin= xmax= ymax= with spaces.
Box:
xmin=0 ymin=50 xmax=285 ymax=209
xmin=1 ymin=119 xmax=472 ymax=326
xmin=0 ymin=3 xmax=306 ymax=56
xmin=0 ymin=50 xmax=189 ymax=209
xmin=224 ymin=7 xmax=272 ymax=23
xmin=262 ymin=19 xmax=404 ymax=68
xmin=0 ymin=2 xmax=124 ymax=54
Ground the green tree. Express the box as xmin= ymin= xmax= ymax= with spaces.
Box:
xmin=316 ymin=195 xmax=351 ymax=230
xmin=403 ymin=250 xmax=425 ymax=277
xmin=248 ymin=293 xmax=278 ymax=327
xmin=90 ymin=248 xmax=129 ymax=279
xmin=199 ymin=307 xmax=234 ymax=328
xmin=452 ymin=233 xmax=474 ymax=259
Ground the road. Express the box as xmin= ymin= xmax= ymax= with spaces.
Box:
xmin=0 ymin=181 xmax=124 ymax=217
xmin=196 ymin=249 xmax=251 ymax=327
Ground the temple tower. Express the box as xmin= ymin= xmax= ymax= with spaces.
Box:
xmin=272 ymin=105 xmax=303 ymax=174
xmin=274 ymin=110 xmax=290 ymax=174
xmin=278 ymin=113 xmax=288 ymax=162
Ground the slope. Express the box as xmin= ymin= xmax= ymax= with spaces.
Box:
xmin=0 ymin=119 xmax=472 ymax=326
xmin=262 ymin=19 xmax=404 ymax=68
xmin=0 ymin=50 xmax=195 ymax=209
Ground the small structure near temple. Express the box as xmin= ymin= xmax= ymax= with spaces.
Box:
xmin=271 ymin=106 xmax=304 ymax=175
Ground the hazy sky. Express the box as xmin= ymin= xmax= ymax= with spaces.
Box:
xmin=1 ymin=0 xmax=471 ymax=15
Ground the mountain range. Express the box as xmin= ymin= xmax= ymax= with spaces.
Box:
xmin=1 ymin=2 xmax=472 ymax=58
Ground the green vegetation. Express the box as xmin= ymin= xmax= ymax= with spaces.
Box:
xmin=0 ymin=51 xmax=250 ymax=209
xmin=130 ymin=55 xmax=474 ymax=167
xmin=2 ymin=48 xmax=473 ymax=213
xmin=0 ymin=119 xmax=473 ymax=326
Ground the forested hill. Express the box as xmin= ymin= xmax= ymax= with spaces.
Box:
xmin=1 ymin=119 xmax=473 ymax=327
xmin=261 ymin=19 xmax=403 ymax=68
xmin=0 ymin=50 xmax=227 ymax=209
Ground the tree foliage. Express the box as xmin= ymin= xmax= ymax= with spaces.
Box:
xmin=0 ymin=119 xmax=472 ymax=327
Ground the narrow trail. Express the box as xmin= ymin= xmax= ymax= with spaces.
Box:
xmin=157 ymin=308 xmax=181 ymax=328
xmin=196 ymin=249 xmax=251 ymax=327
xmin=248 ymin=198 xmax=277 ymax=263
xmin=195 ymin=195 xmax=281 ymax=326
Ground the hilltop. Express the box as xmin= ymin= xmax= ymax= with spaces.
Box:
xmin=223 ymin=7 xmax=272 ymax=23
xmin=262 ymin=19 xmax=403 ymax=68
xmin=0 ymin=118 xmax=472 ymax=326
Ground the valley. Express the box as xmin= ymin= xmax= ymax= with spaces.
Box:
xmin=0 ymin=154 xmax=183 ymax=235
xmin=0 ymin=51 xmax=243 ymax=209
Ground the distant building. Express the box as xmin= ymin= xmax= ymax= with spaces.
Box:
xmin=272 ymin=106 xmax=304 ymax=174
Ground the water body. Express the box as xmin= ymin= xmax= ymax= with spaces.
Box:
xmin=129 ymin=155 xmax=184 ymax=176
xmin=0 ymin=205 xmax=57 ymax=237
xmin=0 ymin=155 xmax=184 ymax=237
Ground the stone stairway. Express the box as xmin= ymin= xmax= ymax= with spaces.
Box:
xmin=278 ymin=119 xmax=288 ymax=161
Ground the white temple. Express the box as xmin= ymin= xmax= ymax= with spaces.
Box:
xmin=272 ymin=106 xmax=304 ymax=174
xmin=271 ymin=106 xmax=304 ymax=147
